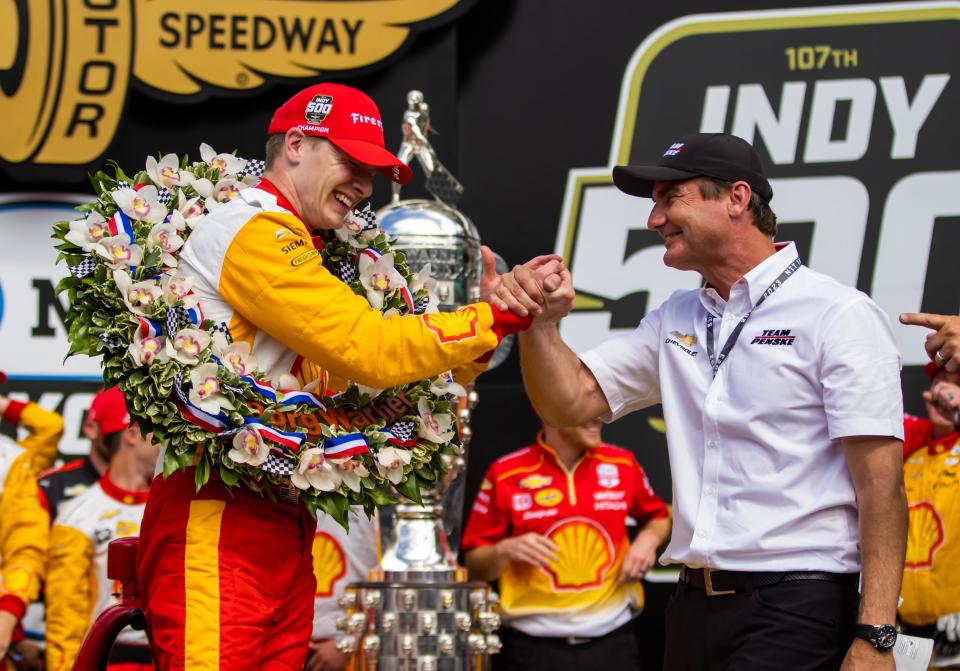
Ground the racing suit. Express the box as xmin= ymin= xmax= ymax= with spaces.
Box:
xmin=0 ymin=400 xmax=62 ymax=652
xmin=138 ymin=182 xmax=528 ymax=670
xmin=46 ymin=474 xmax=150 ymax=671
xmin=899 ymin=414 xmax=960 ymax=627
xmin=461 ymin=435 xmax=668 ymax=651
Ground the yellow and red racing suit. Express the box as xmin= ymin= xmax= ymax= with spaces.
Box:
xmin=0 ymin=401 xmax=62 ymax=644
xmin=462 ymin=435 xmax=669 ymax=637
xmin=899 ymin=414 xmax=960 ymax=627
xmin=138 ymin=182 xmax=529 ymax=671
xmin=45 ymin=474 xmax=150 ymax=671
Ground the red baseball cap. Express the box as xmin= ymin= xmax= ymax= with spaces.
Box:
xmin=88 ymin=387 xmax=131 ymax=434
xmin=268 ymin=83 xmax=412 ymax=185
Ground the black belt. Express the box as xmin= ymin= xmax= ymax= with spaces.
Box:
xmin=680 ymin=566 xmax=859 ymax=596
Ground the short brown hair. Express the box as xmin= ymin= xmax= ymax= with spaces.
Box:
xmin=698 ymin=177 xmax=777 ymax=237
xmin=264 ymin=134 xmax=285 ymax=170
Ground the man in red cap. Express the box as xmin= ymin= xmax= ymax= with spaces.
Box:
xmin=137 ymin=82 xmax=563 ymax=670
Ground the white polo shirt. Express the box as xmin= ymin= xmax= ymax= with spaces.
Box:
xmin=580 ymin=242 xmax=903 ymax=573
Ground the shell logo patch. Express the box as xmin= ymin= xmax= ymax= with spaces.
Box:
xmin=422 ymin=307 xmax=479 ymax=344
xmin=534 ymin=488 xmax=563 ymax=507
xmin=519 ymin=474 xmax=553 ymax=490
xmin=905 ymin=501 xmax=944 ymax=569
xmin=542 ymin=517 xmax=614 ymax=591
xmin=313 ymin=532 xmax=347 ymax=597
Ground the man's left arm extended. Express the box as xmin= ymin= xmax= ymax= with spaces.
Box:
xmin=841 ymin=435 xmax=907 ymax=669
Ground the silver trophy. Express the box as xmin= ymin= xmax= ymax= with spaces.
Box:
xmin=337 ymin=91 xmax=500 ymax=671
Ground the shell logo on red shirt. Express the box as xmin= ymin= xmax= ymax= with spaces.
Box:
xmin=542 ymin=517 xmax=614 ymax=591
xmin=313 ymin=532 xmax=347 ymax=596
xmin=905 ymin=501 xmax=944 ymax=569
xmin=422 ymin=307 xmax=479 ymax=343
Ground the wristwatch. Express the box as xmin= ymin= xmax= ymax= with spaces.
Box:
xmin=853 ymin=623 xmax=897 ymax=651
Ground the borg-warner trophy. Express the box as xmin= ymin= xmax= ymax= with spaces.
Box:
xmin=335 ymin=92 xmax=502 ymax=671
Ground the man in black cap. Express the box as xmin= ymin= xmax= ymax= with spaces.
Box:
xmin=493 ymin=133 xmax=907 ymax=670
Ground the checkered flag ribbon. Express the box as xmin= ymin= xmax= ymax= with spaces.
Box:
xmin=388 ymin=421 xmax=416 ymax=444
xmin=238 ymin=158 xmax=265 ymax=179
xmin=210 ymin=321 xmax=232 ymax=343
xmin=414 ymin=296 xmax=429 ymax=315
xmin=262 ymin=452 xmax=295 ymax=476
xmin=425 ymin=163 xmax=464 ymax=208
xmin=338 ymin=261 xmax=358 ymax=284
xmin=157 ymin=187 xmax=173 ymax=206
xmin=165 ymin=307 xmax=191 ymax=337
xmin=354 ymin=204 xmax=377 ymax=229
xmin=173 ymin=371 xmax=190 ymax=405
xmin=99 ymin=332 xmax=122 ymax=349
xmin=68 ymin=257 xmax=97 ymax=278
xmin=116 ymin=181 xmax=131 ymax=190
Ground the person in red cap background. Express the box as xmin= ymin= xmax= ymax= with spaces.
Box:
xmin=46 ymin=386 xmax=158 ymax=671
xmin=899 ymin=361 xmax=960 ymax=666
xmin=136 ymin=81 xmax=566 ymax=671
xmin=0 ymin=375 xmax=64 ymax=668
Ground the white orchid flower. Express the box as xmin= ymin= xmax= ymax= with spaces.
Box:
xmin=334 ymin=210 xmax=379 ymax=248
xmin=417 ymin=398 xmax=455 ymax=444
xmin=177 ymin=191 xmax=206 ymax=229
xmin=199 ymin=143 xmax=247 ymax=177
xmin=227 ymin=428 xmax=269 ymax=467
xmin=146 ymin=222 xmax=184 ymax=267
xmin=166 ymin=327 xmax=210 ymax=364
xmin=128 ymin=330 xmax=169 ymax=367
xmin=212 ymin=334 xmax=257 ymax=377
xmin=112 ymin=185 xmax=167 ymax=224
xmin=160 ymin=272 xmax=195 ymax=306
xmin=376 ymin=446 xmax=412 ymax=485
xmin=146 ymin=153 xmax=195 ymax=189
xmin=330 ymin=457 xmax=370 ymax=493
xmin=430 ymin=374 xmax=467 ymax=399
xmin=95 ymin=235 xmax=143 ymax=271
xmin=358 ymin=253 xmax=408 ymax=310
xmin=411 ymin=263 xmax=440 ymax=314
xmin=189 ymin=362 xmax=235 ymax=415
xmin=167 ymin=209 xmax=187 ymax=232
xmin=112 ymin=269 xmax=162 ymax=316
xmin=192 ymin=178 xmax=244 ymax=211
xmin=65 ymin=212 xmax=110 ymax=252
xmin=291 ymin=448 xmax=342 ymax=491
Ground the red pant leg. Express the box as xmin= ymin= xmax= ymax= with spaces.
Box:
xmin=138 ymin=470 xmax=315 ymax=671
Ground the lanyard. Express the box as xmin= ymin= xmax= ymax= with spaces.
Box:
xmin=705 ymin=258 xmax=802 ymax=377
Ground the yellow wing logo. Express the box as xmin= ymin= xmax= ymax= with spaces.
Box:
xmin=423 ymin=306 xmax=479 ymax=344
xmin=542 ymin=518 xmax=614 ymax=591
xmin=134 ymin=0 xmax=461 ymax=95
xmin=312 ymin=532 xmax=347 ymax=596
xmin=670 ymin=331 xmax=697 ymax=347
xmin=905 ymin=501 xmax=944 ymax=569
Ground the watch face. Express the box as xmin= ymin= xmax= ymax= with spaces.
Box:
xmin=874 ymin=625 xmax=898 ymax=649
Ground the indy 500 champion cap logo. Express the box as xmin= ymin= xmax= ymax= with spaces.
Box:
xmin=305 ymin=95 xmax=334 ymax=124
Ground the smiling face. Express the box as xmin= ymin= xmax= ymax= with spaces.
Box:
xmin=290 ymin=134 xmax=374 ymax=232
xmin=648 ymin=178 xmax=733 ymax=273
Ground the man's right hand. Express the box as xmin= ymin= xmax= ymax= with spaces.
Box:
xmin=483 ymin=250 xmax=566 ymax=318
xmin=900 ymin=312 xmax=960 ymax=372
xmin=496 ymin=533 xmax=560 ymax=569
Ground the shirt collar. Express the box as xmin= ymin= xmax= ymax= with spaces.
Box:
xmin=100 ymin=472 xmax=150 ymax=505
xmin=535 ymin=431 xmax=591 ymax=471
xmin=699 ymin=241 xmax=799 ymax=314
xmin=256 ymin=177 xmax=302 ymax=220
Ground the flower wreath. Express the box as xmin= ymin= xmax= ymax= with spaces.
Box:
xmin=53 ymin=145 xmax=464 ymax=526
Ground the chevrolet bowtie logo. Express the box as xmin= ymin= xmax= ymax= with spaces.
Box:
xmin=670 ymin=331 xmax=697 ymax=347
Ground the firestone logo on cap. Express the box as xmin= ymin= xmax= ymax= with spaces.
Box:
xmin=305 ymin=95 xmax=334 ymax=124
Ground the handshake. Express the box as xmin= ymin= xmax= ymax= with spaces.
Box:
xmin=480 ymin=248 xmax=575 ymax=324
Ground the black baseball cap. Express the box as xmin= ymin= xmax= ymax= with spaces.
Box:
xmin=613 ymin=133 xmax=773 ymax=202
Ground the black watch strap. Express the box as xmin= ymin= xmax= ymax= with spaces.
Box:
xmin=853 ymin=624 xmax=897 ymax=651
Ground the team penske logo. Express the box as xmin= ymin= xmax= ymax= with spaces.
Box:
xmin=750 ymin=329 xmax=796 ymax=346
xmin=0 ymin=0 xmax=469 ymax=172
xmin=422 ymin=307 xmax=480 ymax=344
xmin=519 ymin=474 xmax=553 ymax=489
xmin=305 ymin=94 xmax=334 ymax=123
xmin=596 ymin=463 xmax=620 ymax=488
xmin=905 ymin=501 xmax=944 ymax=569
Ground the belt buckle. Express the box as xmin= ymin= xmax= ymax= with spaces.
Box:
xmin=565 ymin=636 xmax=591 ymax=646
xmin=703 ymin=568 xmax=736 ymax=596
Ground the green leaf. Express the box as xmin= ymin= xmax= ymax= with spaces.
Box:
xmin=218 ymin=464 xmax=240 ymax=487
xmin=162 ymin=448 xmax=181 ymax=478
xmin=395 ymin=473 xmax=422 ymax=505
xmin=194 ymin=457 xmax=210 ymax=492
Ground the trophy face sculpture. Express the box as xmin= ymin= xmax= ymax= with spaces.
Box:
xmin=336 ymin=91 xmax=500 ymax=671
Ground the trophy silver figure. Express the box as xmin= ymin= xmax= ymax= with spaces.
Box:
xmin=337 ymin=91 xmax=500 ymax=671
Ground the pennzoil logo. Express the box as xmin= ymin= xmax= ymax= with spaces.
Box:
xmin=534 ymin=488 xmax=563 ymax=507
xmin=306 ymin=94 xmax=334 ymax=123
xmin=1 ymin=0 xmax=470 ymax=170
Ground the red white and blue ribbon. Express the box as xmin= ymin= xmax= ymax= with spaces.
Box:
xmin=323 ymin=433 xmax=370 ymax=458
xmin=240 ymin=374 xmax=279 ymax=403
xmin=278 ymin=388 xmax=327 ymax=410
xmin=177 ymin=401 xmax=229 ymax=433
xmin=138 ymin=317 xmax=164 ymax=338
xmin=241 ymin=416 xmax=306 ymax=451
xmin=108 ymin=210 xmax=135 ymax=243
